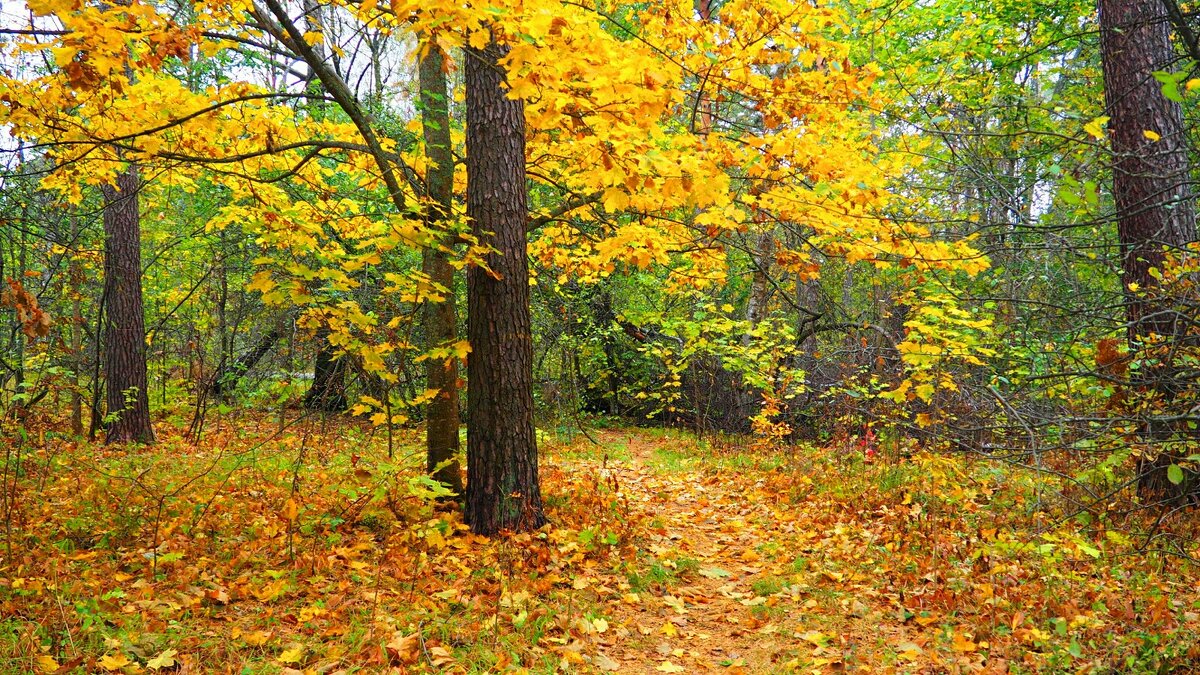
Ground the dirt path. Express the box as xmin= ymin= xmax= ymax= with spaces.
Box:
xmin=569 ymin=431 xmax=861 ymax=674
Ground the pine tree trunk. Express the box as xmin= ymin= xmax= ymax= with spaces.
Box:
xmin=101 ymin=166 xmax=155 ymax=445
xmin=420 ymin=42 xmax=464 ymax=495
xmin=1099 ymin=0 xmax=1198 ymax=503
xmin=463 ymin=36 xmax=547 ymax=535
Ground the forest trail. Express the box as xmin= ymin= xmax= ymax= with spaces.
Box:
xmin=559 ymin=430 xmax=928 ymax=674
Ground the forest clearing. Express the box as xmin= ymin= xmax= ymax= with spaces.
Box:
xmin=4 ymin=418 xmax=1199 ymax=673
xmin=5 ymin=0 xmax=1200 ymax=671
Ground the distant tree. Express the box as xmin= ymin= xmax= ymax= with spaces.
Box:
xmin=419 ymin=42 xmax=464 ymax=495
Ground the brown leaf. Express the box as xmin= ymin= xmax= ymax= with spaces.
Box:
xmin=385 ymin=632 xmax=420 ymax=665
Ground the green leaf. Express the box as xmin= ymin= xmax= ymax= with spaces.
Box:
xmin=1069 ymin=639 xmax=1082 ymax=658
xmin=1153 ymin=71 xmax=1184 ymax=102
xmin=1167 ymin=463 xmax=1184 ymax=485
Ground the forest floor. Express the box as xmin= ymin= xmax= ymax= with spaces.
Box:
xmin=2 ymin=414 xmax=1200 ymax=674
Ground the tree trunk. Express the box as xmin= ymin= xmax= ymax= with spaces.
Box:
xmin=69 ymin=218 xmax=85 ymax=437
xmin=101 ymin=166 xmax=155 ymax=445
xmin=212 ymin=324 xmax=284 ymax=400
xmin=463 ymin=36 xmax=547 ymax=535
xmin=1099 ymin=0 xmax=1198 ymax=503
xmin=420 ymin=42 xmax=464 ymax=495
xmin=304 ymin=327 xmax=348 ymax=412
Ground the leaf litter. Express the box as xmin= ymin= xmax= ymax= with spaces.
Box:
xmin=2 ymin=419 xmax=1199 ymax=673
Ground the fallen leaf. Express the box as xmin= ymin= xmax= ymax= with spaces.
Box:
xmin=951 ymin=632 xmax=977 ymax=653
xmin=279 ymin=645 xmax=305 ymax=664
xmin=386 ymin=633 xmax=420 ymax=665
xmin=593 ymin=652 xmax=621 ymax=671
xmin=147 ymin=648 xmax=178 ymax=670
xmin=656 ymin=661 xmax=686 ymax=673
xmin=663 ymin=595 xmax=688 ymax=614
xmin=799 ymin=631 xmax=830 ymax=648
xmin=97 ymin=653 xmax=132 ymax=671
xmin=243 ymin=631 xmax=272 ymax=647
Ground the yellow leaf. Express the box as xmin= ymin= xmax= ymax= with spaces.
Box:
xmin=35 ymin=655 xmax=60 ymax=673
xmin=468 ymin=30 xmax=490 ymax=50
xmin=799 ymin=630 xmax=830 ymax=647
xmin=592 ymin=617 xmax=609 ymax=633
xmin=656 ymin=661 xmax=685 ymax=673
xmin=98 ymin=652 xmax=132 ymax=671
xmin=1188 ymin=78 xmax=1200 ymax=91
xmin=278 ymin=645 xmax=305 ymax=664
xmin=602 ymin=188 xmax=629 ymax=212
xmin=951 ymin=632 xmax=977 ymax=652
xmin=1083 ymin=116 xmax=1109 ymax=140
xmin=281 ymin=498 xmax=299 ymax=522
xmin=243 ymin=630 xmax=272 ymax=646
xmin=147 ymin=648 xmax=178 ymax=670
xmin=450 ymin=340 xmax=471 ymax=359
xmin=1143 ymin=130 xmax=1161 ymax=142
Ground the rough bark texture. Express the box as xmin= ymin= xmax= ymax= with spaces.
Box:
xmin=1099 ymin=0 xmax=1198 ymax=503
xmin=101 ymin=166 xmax=155 ymax=445
xmin=304 ymin=328 xmax=348 ymax=412
xmin=463 ymin=37 xmax=547 ymax=535
xmin=1101 ymin=0 xmax=1196 ymax=335
xmin=420 ymin=43 xmax=464 ymax=495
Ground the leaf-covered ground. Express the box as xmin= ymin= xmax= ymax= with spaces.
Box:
xmin=2 ymin=416 xmax=1199 ymax=673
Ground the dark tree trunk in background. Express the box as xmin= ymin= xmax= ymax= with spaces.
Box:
xmin=212 ymin=325 xmax=283 ymax=401
xmin=463 ymin=36 xmax=547 ymax=535
xmin=1099 ymin=0 xmax=1198 ymax=503
xmin=101 ymin=166 xmax=155 ymax=445
xmin=420 ymin=42 xmax=464 ymax=496
xmin=304 ymin=327 xmax=348 ymax=412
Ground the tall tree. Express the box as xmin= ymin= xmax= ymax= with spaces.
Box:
xmin=419 ymin=43 xmax=464 ymax=495
xmin=1099 ymin=0 xmax=1197 ymax=501
xmin=101 ymin=167 xmax=155 ymax=444
xmin=463 ymin=35 xmax=547 ymax=535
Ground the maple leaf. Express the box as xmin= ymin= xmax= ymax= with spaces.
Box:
xmin=241 ymin=630 xmax=272 ymax=647
xmin=386 ymin=633 xmax=420 ymax=665
xmin=97 ymin=652 xmax=133 ymax=671
xmin=146 ymin=649 xmax=178 ymax=670
xmin=656 ymin=661 xmax=685 ymax=672
xmin=592 ymin=653 xmax=621 ymax=671
xmin=278 ymin=645 xmax=305 ymax=664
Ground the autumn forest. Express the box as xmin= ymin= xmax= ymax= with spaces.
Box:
xmin=2 ymin=0 xmax=1200 ymax=671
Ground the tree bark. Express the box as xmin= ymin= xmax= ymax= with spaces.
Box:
xmin=420 ymin=43 xmax=465 ymax=496
xmin=463 ymin=36 xmax=547 ymax=535
xmin=101 ymin=166 xmax=155 ymax=445
xmin=1099 ymin=0 xmax=1198 ymax=503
